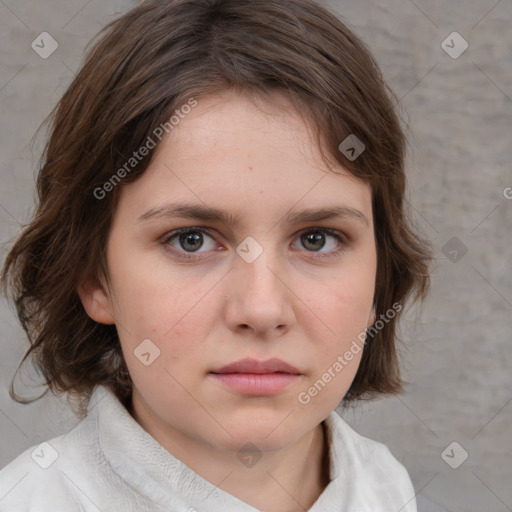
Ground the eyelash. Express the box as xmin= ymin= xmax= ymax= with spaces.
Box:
xmin=160 ymin=227 xmax=348 ymax=261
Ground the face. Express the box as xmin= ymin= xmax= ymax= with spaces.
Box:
xmin=81 ymin=89 xmax=377 ymax=453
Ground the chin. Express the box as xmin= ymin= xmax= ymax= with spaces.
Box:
xmin=212 ymin=414 xmax=299 ymax=449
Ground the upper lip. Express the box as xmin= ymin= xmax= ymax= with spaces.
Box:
xmin=211 ymin=358 xmax=301 ymax=374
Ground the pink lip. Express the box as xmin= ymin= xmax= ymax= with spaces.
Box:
xmin=209 ymin=373 xmax=301 ymax=395
xmin=211 ymin=358 xmax=301 ymax=375
xmin=209 ymin=358 xmax=302 ymax=395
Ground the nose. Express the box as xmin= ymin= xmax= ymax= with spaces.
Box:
xmin=223 ymin=243 xmax=295 ymax=338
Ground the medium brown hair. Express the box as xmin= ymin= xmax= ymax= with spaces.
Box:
xmin=1 ymin=0 xmax=431 ymax=418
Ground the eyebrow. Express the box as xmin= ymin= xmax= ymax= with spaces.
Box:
xmin=136 ymin=201 xmax=369 ymax=227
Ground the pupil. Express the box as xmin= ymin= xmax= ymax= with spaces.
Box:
xmin=180 ymin=232 xmax=203 ymax=252
xmin=303 ymin=232 xmax=324 ymax=251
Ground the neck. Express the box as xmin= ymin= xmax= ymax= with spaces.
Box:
xmin=130 ymin=394 xmax=330 ymax=512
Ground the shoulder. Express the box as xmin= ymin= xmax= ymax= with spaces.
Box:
xmin=0 ymin=409 xmax=101 ymax=511
xmin=325 ymin=411 xmax=417 ymax=511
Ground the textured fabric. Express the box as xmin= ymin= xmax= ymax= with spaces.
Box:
xmin=0 ymin=385 xmax=417 ymax=511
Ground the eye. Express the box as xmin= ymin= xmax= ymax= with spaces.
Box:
xmin=161 ymin=227 xmax=218 ymax=257
xmin=160 ymin=227 xmax=347 ymax=260
xmin=291 ymin=228 xmax=346 ymax=259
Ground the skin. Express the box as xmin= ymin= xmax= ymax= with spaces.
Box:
xmin=79 ymin=89 xmax=377 ymax=512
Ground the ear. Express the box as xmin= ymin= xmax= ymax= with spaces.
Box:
xmin=77 ymin=274 xmax=115 ymax=325
xmin=367 ymin=305 xmax=376 ymax=328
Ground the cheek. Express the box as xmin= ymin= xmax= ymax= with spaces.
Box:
xmin=304 ymin=264 xmax=375 ymax=342
xmin=296 ymin=275 xmax=372 ymax=410
xmin=119 ymin=304 xmax=210 ymax=405
xmin=109 ymin=260 xmax=218 ymax=384
xmin=107 ymin=243 xmax=215 ymax=338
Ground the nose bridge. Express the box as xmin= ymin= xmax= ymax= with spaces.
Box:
xmin=237 ymin=237 xmax=283 ymax=298
xmin=227 ymin=235 xmax=293 ymax=334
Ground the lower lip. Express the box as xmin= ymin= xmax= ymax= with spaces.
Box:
xmin=209 ymin=373 xmax=301 ymax=395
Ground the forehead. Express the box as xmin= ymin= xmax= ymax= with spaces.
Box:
xmin=116 ymin=90 xmax=372 ymax=228
xmin=164 ymin=89 xmax=329 ymax=168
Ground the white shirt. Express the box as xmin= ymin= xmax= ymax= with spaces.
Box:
xmin=0 ymin=385 xmax=417 ymax=511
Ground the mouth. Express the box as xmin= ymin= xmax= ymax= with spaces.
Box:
xmin=210 ymin=357 xmax=301 ymax=375
xmin=209 ymin=358 xmax=302 ymax=395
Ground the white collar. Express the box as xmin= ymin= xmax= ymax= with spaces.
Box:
xmin=90 ymin=384 xmax=348 ymax=510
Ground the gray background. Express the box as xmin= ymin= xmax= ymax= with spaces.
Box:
xmin=1 ymin=1 xmax=511 ymax=511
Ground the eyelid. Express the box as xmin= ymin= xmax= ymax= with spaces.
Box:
xmin=160 ymin=226 xmax=218 ymax=254
xmin=160 ymin=226 xmax=349 ymax=260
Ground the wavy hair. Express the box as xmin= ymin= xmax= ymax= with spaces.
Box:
xmin=1 ymin=0 xmax=431 ymax=418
